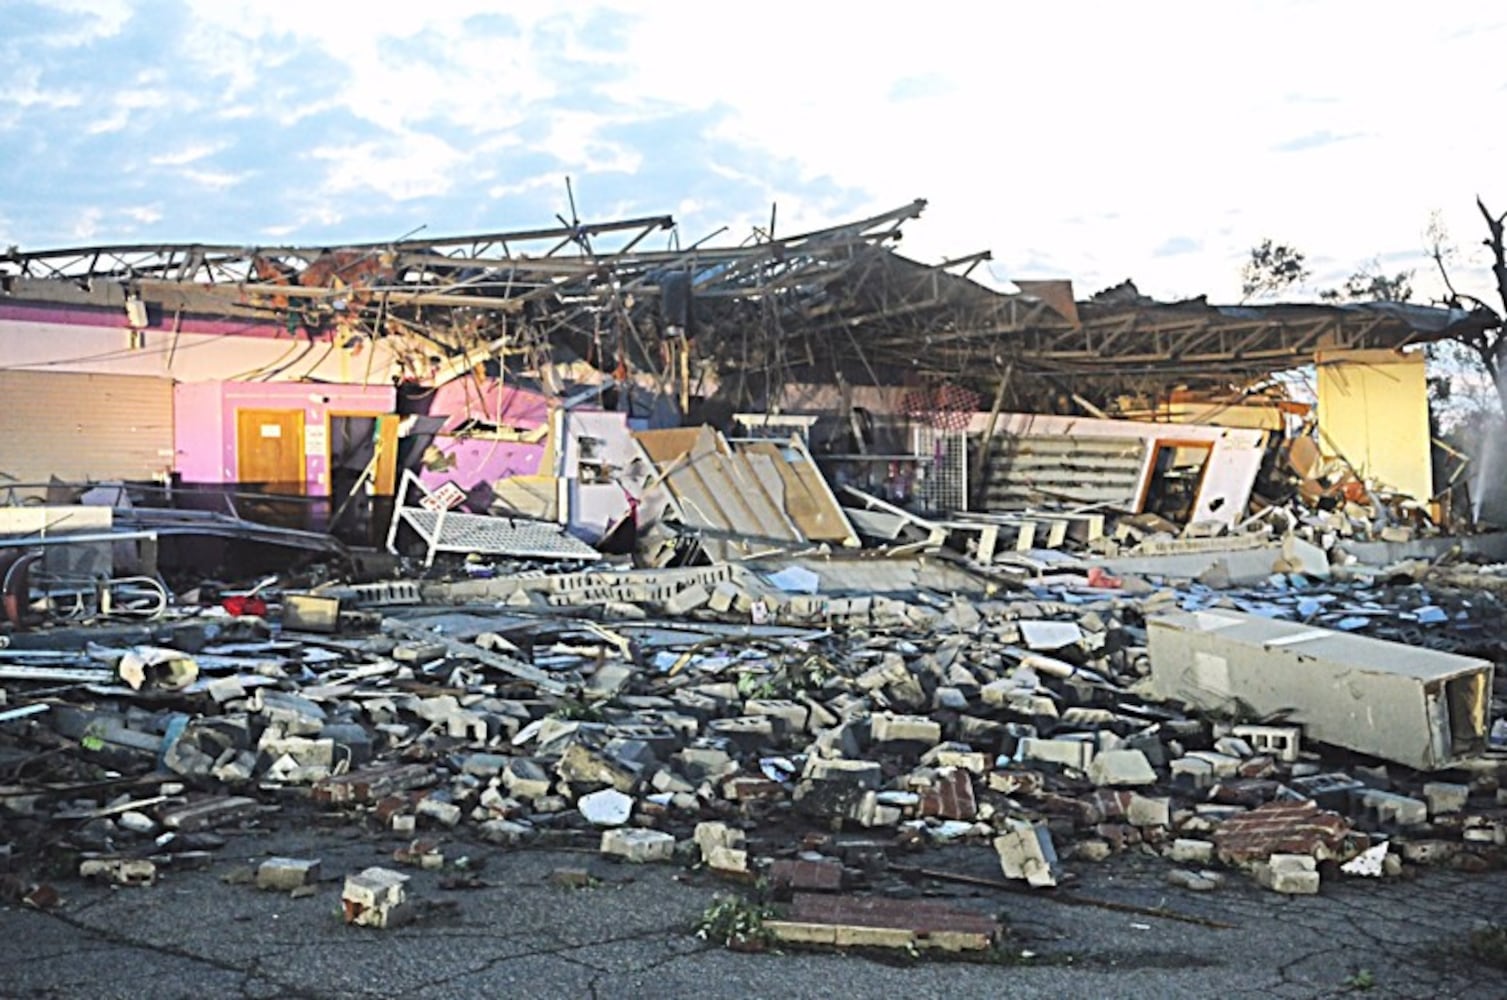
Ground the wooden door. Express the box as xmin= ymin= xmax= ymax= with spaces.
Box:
xmin=236 ymin=409 xmax=306 ymax=493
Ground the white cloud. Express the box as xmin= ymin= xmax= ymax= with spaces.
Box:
xmin=149 ymin=143 xmax=225 ymax=167
xmin=30 ymin=0 xmax=133 ymax=48
xmin=311 ymin=132 xmax=466 ymax=201
xmin=71 ymin=206 xmax=103 ymax=240
xmin=181 ymin=169 xmax=248 ymax=191
xmin=9 ymin=0 xmax=1507 ymax=309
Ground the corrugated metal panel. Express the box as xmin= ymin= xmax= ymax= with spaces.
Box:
xmin=0 ymin=371 xmax=174 ymax=488
xmin=977 ymin=435 xmax=1148 ymax=510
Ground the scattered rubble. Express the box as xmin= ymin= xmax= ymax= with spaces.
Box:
xmin=1 ymin=424 xmax=1505 ymax=958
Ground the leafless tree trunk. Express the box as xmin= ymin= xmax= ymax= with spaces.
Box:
xmin=1443 ymin=197 xmax=1507 ymax=414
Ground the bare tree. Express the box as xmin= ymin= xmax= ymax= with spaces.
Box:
xmin=1428 ymin=201 xmax=1507 ymax=414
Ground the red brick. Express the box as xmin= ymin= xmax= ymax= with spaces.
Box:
xmin=771 ymin=858 xmax=844 ymax=892
xmin=918 ymin=769 xmax=977 ymax=821
xmin=1213 ymin=799 xmax=1352 ymax=863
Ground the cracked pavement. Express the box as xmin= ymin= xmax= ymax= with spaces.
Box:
xmin=2 ymin=824 xmax=1503 ymax=999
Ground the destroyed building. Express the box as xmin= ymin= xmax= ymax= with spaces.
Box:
xmin=0 ymin=199 xmax=1504 ymax=951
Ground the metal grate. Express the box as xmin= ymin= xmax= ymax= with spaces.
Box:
xmin=913 ymin=426 xmax=969 ymax=512
xmin=387 ymin=471 xmax=598 ymax=564
xmin=402 ymin=509 xmax=599 ymax=561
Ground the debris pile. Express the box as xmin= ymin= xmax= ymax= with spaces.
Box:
xmin=1 ymin=544 xmax=1503 ymax=932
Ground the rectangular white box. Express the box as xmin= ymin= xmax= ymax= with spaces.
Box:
xmin=1148 ymin=610 xmax=1492 ymax=771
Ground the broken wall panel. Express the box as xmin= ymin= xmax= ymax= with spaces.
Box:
xmin=736 ymin=439 xmax=860 ymax=547
xmin=977 ymin=435 xmax=1148 ymax=510
xmin=967 ymin=413 xmax=1266 ymax=527
xmin=1147 ymin=609 xmax=1493 ymax=771
xmin=417 ymin=437 xmax=545 ymax=497
xmin=1315 ymin=348 xmax=1433 ymax=503
xmin=636 ymin=427 xmax=850 ymax=561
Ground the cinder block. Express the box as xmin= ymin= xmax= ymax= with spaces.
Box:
xmin=1168 ymin=838 xmax=1216 ymax=864
xmin=1421 ymin=781 xmax=1470 ymax=817
xmin=1087 ymin=749 xmax=1157 ymax=787
xmin=1017 ymin=736 xmax=1095 ymax=771
xmin=1352 ymin=788 xmax=1428 ymax=828
xmin=1253 ymin=854 xmax=1320 ymax=895
xmin=664 ymin=584 xmax=711 ymax=615
xmin=1232 ymin=725 xmax=1301 ymax=763
xmin=693 ymin=821 xmax=746 ymax=862
xmin=342 ymin=867 xmax=411 ymax=927
xmin=1126 ymin=793 xmax=1171 ymax=828
xmin=994 ymin=818 xmax=1059 ymax=888
xmin=256 ymin=857 xmax=321 ymax=891
xmin=600 ymin=827 xmax=676 ymax=863
xmin=1166 ymin=868 xmax=1222 ymax=891
xmin=706 ymin=846 xmax=748 ymax=872
xmin=744 ymin=699 xmax=809 ymax=733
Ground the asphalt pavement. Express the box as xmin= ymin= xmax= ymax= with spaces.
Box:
xmin=3 ymin=819 xmax=1504 ymax=1000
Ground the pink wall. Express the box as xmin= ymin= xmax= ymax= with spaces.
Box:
xmin=417 ymin=436 xmax=545 ymax=493
xmin=173 ymin=382 xmax=225 ymax=483
xmin=425 ymin=377 xmax=552 ymax=433
xmin=174 ymin=381 xmax=396 ymax=495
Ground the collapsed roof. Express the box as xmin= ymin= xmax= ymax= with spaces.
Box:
xmin=3 ymin=200 xmax=1496 ymax=409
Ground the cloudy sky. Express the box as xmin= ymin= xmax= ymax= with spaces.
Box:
xmin=4 ymin=1 xmax=1506 ymax=305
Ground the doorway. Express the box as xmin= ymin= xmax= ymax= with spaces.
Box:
xmin=1140 ymin=440 xmax=1213 ymax=523
xmin=235 ymin=409 xmax=306 ymax=493
xmin=327 ymin=413 xmax=398 ymax=543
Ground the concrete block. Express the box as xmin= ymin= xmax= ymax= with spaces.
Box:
xmin=693 ymin=821 xmax=746 ymax=862
xmin=1352 ymin=788 xmax=1428 ymax=828
xmin=869 ymin=713 xmax=942 ymax=745
xmin=707 ymin=581 xmax=743 ymax=613
xmin=1232 ymin=724 xmax=1301 ymax=763
xmin=1017 ymin=736 xmax=1095 ymax=771
xmin=1167 ymin=868 xmax=1222 ymax=891
xmin=744 ymin=699 xmax=809 ymax=733
xmin=1087 ymin=749 xmax=1157 ymax=787
xmin=415 ymin=798 xmax=462 ymax=827
xmin=1185 ymin=750 xmax=1241 ymax=778
xmin=256 ymin=857 xmax=321 ymax=891
xmin=557 ymin=743 xmax=640 ymax=793
xmin=706 ymin=846 xmax=748 ymax=873
xmin=478 ymin=819 xmax=532 ymax=845
xmin=342 ymin=867 xmax=411 ymax=927
xmin=1168 ymin=838 xmax=1216 ymax=864
xmin=1421 ymin=781 xmax=1470 ymax=817
xmin=994 ymin=818 xmax=1059 ymax=888
xmin=283 ymin=593 xmax=341 ymax=633
xmin=79 ymin=858 xmax=156 ymax=886
xmin=848 ymin=791 xmax=903 ymax=828
xmin=1125 ymin=793 xmax=1172 ymax=828
xmin=1252 ymin=854 xmax=1320 ymax=894
xmin=600 ymin=827 xmax=675 ymax=863
xmin=802 ymin=756 xmax=883 ymax=789
xmin=664 ymin=584 xmax=711 ymax=615
xmin=585 ymin=662 xmax=635 ymax=701
xmin=1170 ymin=756 xmax=1215 ymax=788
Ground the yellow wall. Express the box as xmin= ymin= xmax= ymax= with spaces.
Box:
xmin=1315 ymin=348 xmax=1433 ymax=501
